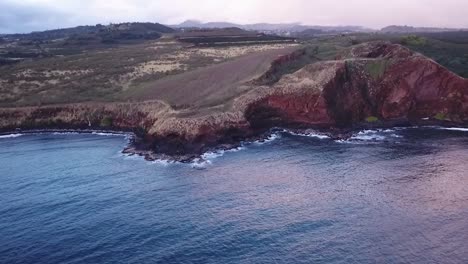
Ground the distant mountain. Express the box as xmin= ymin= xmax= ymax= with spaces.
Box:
xmin=4 ymin=22 xmax=175 ymax=42
xmin=291 ymin=28 xmax=326 ymax=38
xmin=172 ymin=20 xmax=373 ymax=36
xmin=176 ymin=20 xmax=240 ymax=29
xmin=381 ymin=25 xmax=467 ymax=33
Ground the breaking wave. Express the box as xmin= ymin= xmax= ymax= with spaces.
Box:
xmin=253 ymin=133 xmax=282 ymax=145
xmin=52 ymin=132 xmax=80 ymax=135
xmin=286 ymin=130 xmax=331 ymax=139
xmin=436 ymin=127 xmax=468 ymax=132
xmin=192 ymin=146 xmax=247 ymax=169
xmin=129 ymin=126 xmax=468 ymax=168
xmin=91 ymin=132 xmax=129 ymax=137
xmin=337 ymin=129 xmax=402 ymax=144
xmin=152 ymin=159 xmax=177 ymax=167
xmin=0 ymin=134 xmax=23 ymax=139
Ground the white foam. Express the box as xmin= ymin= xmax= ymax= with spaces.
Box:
xmin=122 ymin=153 xmax=143 ymax=161
xmin=152 ymin=159 xmax=176 ymax=166
xmin=197 ymin=146 xmax=246 ymax=165
xmin=338 ymin=129 xmax=402 ymax=143
xmin=437 ymin=127 xmax=468 ymax=132
xmin=227 ymin=146 xmax=247 ymax=152
xmin=52 ymin=132 xmax=73 ymax=135
xmin=254 ymin=133 xmax=281 ymax=145
xmin=201 ymin=151 xmax=224 ymax=160
xmin=351 ymin=132 xmax=387 ymax=141
xmin=287 ymin=130 xmax=331 ymax=139
xmin=191 ymin=158 xmax=211 ymax=169
xmin=0 ymin=134 xmax=23 ymax=139
xmin=188 ymin=145 xmax=248 ymax=168
xmin=92 ymin=132 xmax=128 ymax=137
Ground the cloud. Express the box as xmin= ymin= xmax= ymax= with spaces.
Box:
xmin=0 ymin=1 xmax=63 ymax=33
xmin=1 ymin=0 xmax=467 ymax=33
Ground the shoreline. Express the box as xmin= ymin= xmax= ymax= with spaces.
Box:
xmin=2 ymin=120 xmax=467 ymax=164
xmin=0 ymin=128 xmax=134 ymax=138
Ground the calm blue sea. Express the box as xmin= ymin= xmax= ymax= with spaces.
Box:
xmin=0 ymin=128 xmax=468 ymax=264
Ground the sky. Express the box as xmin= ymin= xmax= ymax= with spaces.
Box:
xmin=1 ymin=0 xmax=467 ymax=33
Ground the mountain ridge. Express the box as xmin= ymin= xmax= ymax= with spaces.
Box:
xmin=381 ymin=25 xmax=468 ymax=33
xmin=172 ymin=20 xmax=373 ymax=33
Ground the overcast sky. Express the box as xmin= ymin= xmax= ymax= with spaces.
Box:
xmin=1 ymin=0 xmax=467 ymax=33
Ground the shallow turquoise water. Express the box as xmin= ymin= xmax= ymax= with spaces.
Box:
xmin=0 ymin=128 xmax=467 ymax=264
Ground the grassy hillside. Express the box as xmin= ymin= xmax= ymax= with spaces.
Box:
xmin=0 ymin=34 xmax=299 ymax=107
xmin=5 ymin=22 xmax=175 ymax=42
xmin=319 ymin=31 xmax=468 ymax=78
xmin=1 ymin=29 xmax=467 ymax=110
xmin=0 ymin=23 xmax=176 ymax=61
xmin=405 ymin=35 xmax=468 ymax=78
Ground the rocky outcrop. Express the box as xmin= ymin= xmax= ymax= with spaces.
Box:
xmin=246 ymin=42 xmax=468 ymax=128
xmin=0 ymin=101 xmax=169 ymax=136
xmin=1 ymin=42 xmax=467 ymax=161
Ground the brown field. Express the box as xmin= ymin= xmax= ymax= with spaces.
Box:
xmin=123 ymin=46 xmax=299 ymax=109
xmin=0 ymin=38 xmax=299 ymax=108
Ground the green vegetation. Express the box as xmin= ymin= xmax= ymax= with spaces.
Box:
xmin=100 ymin=116 xmax=113 ymax=127
xmin=364 ymin=60 xmax=389 ymax=80
xmin=365 ymin=116 xmax=380 ymax=123
xmin=325 ymin=31 xmax=468 ymax=78
xmin=400 ymin=35 xmax=428 ymax=46
xmin=434 ymin=113 xmax=447 ymax=121
xmin=297 ymin=32 xmax=468 ymax=78
xmin=255 ymin=43 xmax=344 ymax=85
xmin=350 ymin=39 xmax=361 ymax=45
xmin=409 ymin=39 xmax=468 ymax=78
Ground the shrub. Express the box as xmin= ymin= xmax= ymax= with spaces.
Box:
xmin=365 ymin=60 xmax=388 ymax=80
xmin=100 ymin=116 xmax=113 ymax=127
xmin=401 ymin=35 xmax=427 ymax=46
xmin=365 ymin=116 xmax=379 ymax=122
xmin=350 ymin=39 xmax=361 ymax=45
xmin=434 ymin=113 xmax=446 ymax=121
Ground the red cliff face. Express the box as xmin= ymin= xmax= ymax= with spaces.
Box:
xmin=378 ymin=55 xmax=468 ymax=121
xmin=245 ymin=43 xmax=468 ymax=130
xmin=0 ymin=102 xmax=163 ymax=134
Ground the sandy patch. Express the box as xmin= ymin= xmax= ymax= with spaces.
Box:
xmin=118 ymin=60 xmax=186 ymax=90
xmin=157 ymin=43 xmax=299 ymax=63
xmin=43 ymin=70 xmax=93 ymax=77
xmin=148 ymin=41 xmax=181 ymax=50
xmin=15 ymin=69 xmax=93 ymax=78
xmin=138 ymin=61 xmax=185 ymax=74
xmin=15 ymin=69 xmax=34 ymax=78
xmin=195 ymin=44 xmax=299 ymax=59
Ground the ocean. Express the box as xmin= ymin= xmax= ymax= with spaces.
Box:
xmin=1 ymin=127 xmax=467 ymax=264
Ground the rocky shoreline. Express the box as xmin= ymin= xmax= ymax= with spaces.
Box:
xmin=126 ymin=120 xmax=468 ymax=163
xmin=1 ymin=117 xmax=467 ymax=163
xmin=1 ymin=42 xmax=467 ymax=162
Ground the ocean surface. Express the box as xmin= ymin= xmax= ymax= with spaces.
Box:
xmin=1 ymin=128 xmax=468 ymax=264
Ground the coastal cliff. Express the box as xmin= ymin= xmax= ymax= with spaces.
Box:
xmin=1 ymin=42 xmax=467 ymax=161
